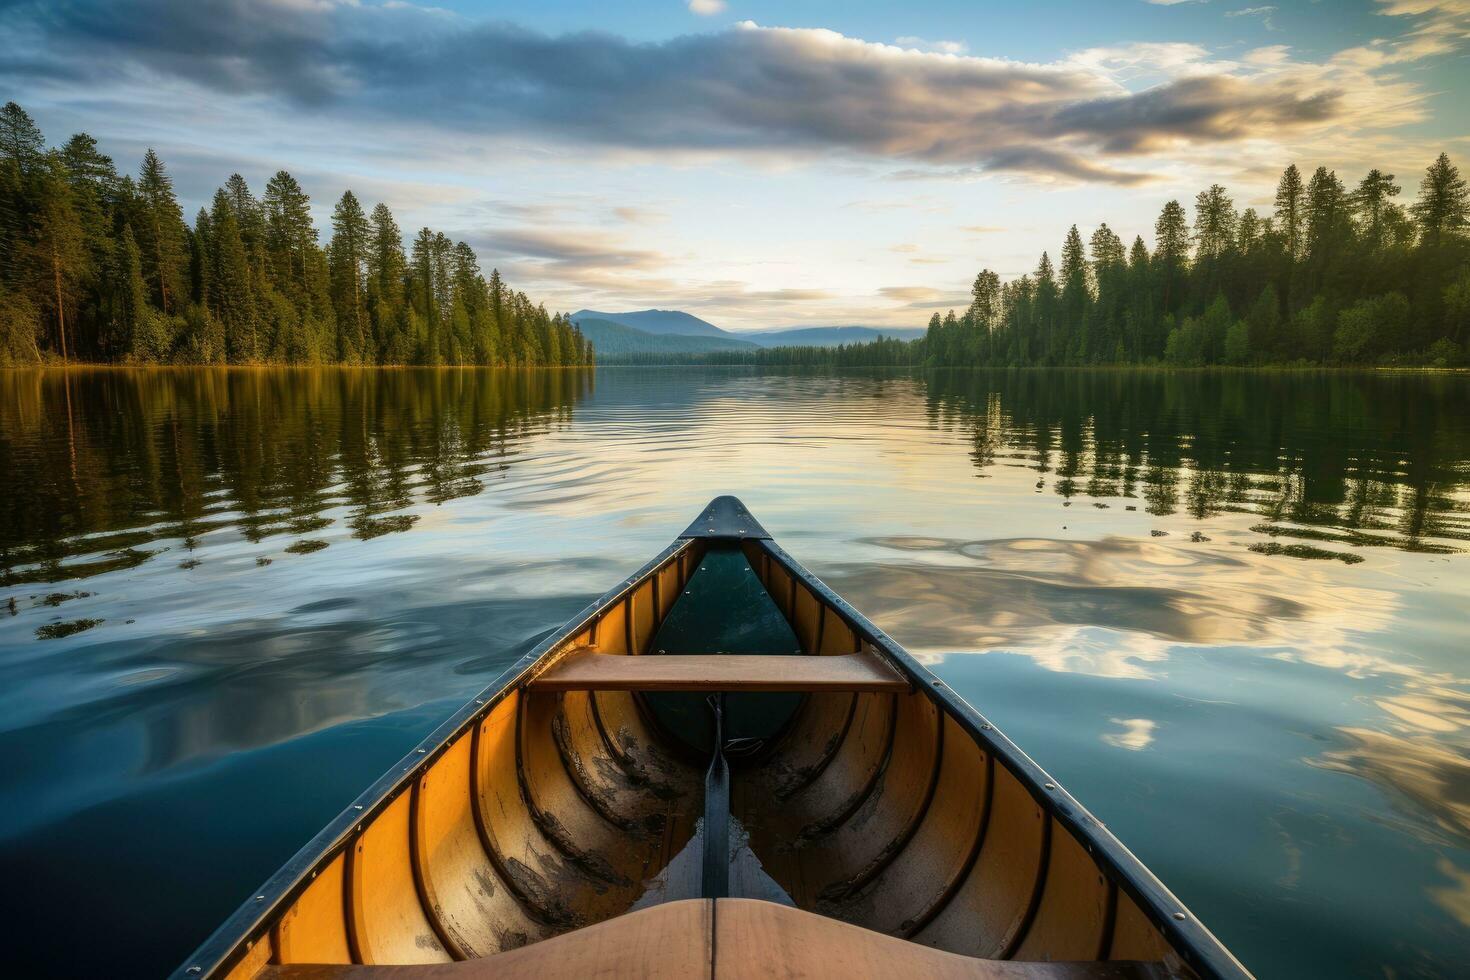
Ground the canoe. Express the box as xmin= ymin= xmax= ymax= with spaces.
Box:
xmin=174 ymin=497 xmax=1251 ymax=980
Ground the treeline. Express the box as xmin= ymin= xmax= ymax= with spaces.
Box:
xmin=924 ymin=155 xmax=1470 ymax=368
xmin=598 ymin=336 xmax=923 ymax=366
xmin=0 ymin=102 xmax=591 ymax=367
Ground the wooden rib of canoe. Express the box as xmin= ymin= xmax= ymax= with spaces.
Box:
xmin=174 ymin=497 xmax=1251 ymax=980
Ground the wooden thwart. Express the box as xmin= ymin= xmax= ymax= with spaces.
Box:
xmin=257 ymin=899 xmax=1181 ymax=979
xmin=528 ymin=650 xmax=909 ymax=693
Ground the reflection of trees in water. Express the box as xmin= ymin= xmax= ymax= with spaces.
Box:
xmin=0 ymin=368 xmax=594 ymax=584
xmin=924 ymin=369 xmax=1470 ymax=550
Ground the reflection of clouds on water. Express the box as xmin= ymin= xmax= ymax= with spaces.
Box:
xmin=1429 ymin=858 xmax=1470 ymax=929
xmin=1314 ymin=727 xmax=1470 ymax=846
xmin=1102 ymin=717 xmax=1156 ymax=751
xmin=835 ymin=534 xmax=1400 ymax=677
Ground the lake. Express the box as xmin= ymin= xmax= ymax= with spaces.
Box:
xmin=0 ymin=367 xmax=1466 ymax=978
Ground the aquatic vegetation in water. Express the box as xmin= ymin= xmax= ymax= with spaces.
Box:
xmin=41 ymin=591 xmax=93 ymax=606
xmin=350 ymin=514 xmax=420 ymax=540
xmin=0 ymin=549 xmax=157 ymax=587
xmin=256 ymin=557 xmax=272 ymax=567
xmin=35 ymin=618 xmax=104 ymax=640
xmin=1250 ymin=522 xmax=1459 ymax=555
xmin=1248 ymin=542 xmax=1365 ymax=564
xmin=284 ymin=539 xmax=329 ymax=555
xmin=178 ymin=559 xmax=202 ymax=570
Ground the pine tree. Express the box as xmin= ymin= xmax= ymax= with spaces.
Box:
xmin=368 ymin=203 xmax=407 ymax=362
xmin=209 ymin=189 xmax=258 ymax=362
xmin=410 ymin=227 xmax=440 ymax=365
xmin=22 ymin=159 xmax=88 ymax=361
xmin=111 ymin=224 xmax=152 ymax=358
xmin=1274 ymin=164 xmax=1306 ymax=260
xmin=1193 ymin=184 xmax=1237 ymax=261
xmin=263 ymin=170 xmax=316 ymax=298
xmin=1412 ymin=153 xmax=1468 ymax=247
xmin=1352 ymin=169 xmax=1402 ymax=251
xmin=329 ymin=190 xmax=371 ymax=362
xmin=133 ymin=149 xmax=189 ymax=315
xmin=0 ymin=102 xmax=47 ymax=283
xmin=1154 ymin=199 xmax=1190 ymax=313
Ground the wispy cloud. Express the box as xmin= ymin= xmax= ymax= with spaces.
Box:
xmin=688 ymin=0 xmax=727 ymax=15
xmin=877 ymin=286 xmax=972 ymax=309
xmin=1227 ymin=6 xmax=1280 ymax=30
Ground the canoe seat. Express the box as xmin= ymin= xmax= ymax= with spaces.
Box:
xmin=257 ymin=898 xmax=1183 ymax=979
xmin=528 ymin=649 xmax=909 ymax=692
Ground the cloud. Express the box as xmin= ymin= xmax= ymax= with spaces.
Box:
xmin=612 ymin=206 xmax=668 ymax=225
xmin=877 ymin=286 xmax=972 ymax=309
xmin=894 ymin=36 xmax=969 ymax=55
xmin=688 ymin=0 xmax=726 ymax=15
xmin=465 ymin=227 xmax=670 ymax=292
xmin=878 ymin=286 xmax=947 ymax=302
xmin=1227 ymin=6 xmax=1279 ymax=30
xmin=0 ymin=1 xmax=1449 ymax=186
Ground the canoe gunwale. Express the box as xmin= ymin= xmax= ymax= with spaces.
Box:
xmin=171 ymin=536 xmax=701 ymax=980
xmin=751 ymin=536 xmax=1250 ymax=980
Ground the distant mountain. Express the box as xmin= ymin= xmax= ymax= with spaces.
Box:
xmin=571 ymin=309 xmax=727 ymax=337
xmin=571 ymin=310 xmax=924 ymax=354
xmin=573 ymin=318 xmax=759 ymax=357
xmin=744 ymin=326 xmax=926 ymax=347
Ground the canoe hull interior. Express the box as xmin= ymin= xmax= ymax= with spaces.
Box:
xmin=177 ymin=501 xmax=1249 ymax=980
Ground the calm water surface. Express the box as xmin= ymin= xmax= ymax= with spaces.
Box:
xmin=1 ymin=367 xmax=1467 ymax=978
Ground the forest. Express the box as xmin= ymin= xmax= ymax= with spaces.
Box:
xmin=924 ymin=154 xmax=1470 ymax=368
xmin=0 ymin=102 xmax=592 ymax=367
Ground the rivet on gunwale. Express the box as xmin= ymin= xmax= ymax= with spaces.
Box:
xmin=1173 ymin=912 xmax=1187 ymax=921
xmin=187 ymin=968 xmax=201 ymax=975
xmin=417 ymin=748 xmax=427 ymax=753
xmin=1044 ymin=782 xmax=1056 ymax=790
xmin=353 ymin=805 xmax=364 ymax=811
xmin=255 ymin=895 xmax=265 ymax=902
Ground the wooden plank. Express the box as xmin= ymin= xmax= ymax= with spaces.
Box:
xmin=255 ymin=899 xmax=1178 ymax=980
xmin=529 ymin=650 xmax=908 ymax=693
xmin=261 ymin=899 xmax=712 ymax=979
xmin=713 ymin=899 xmax=1178 ymax=980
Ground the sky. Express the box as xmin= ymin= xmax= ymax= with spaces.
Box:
xmin=2 ymin=0 xmax=1468 ymax=331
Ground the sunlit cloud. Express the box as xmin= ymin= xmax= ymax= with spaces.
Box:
xmin=895 ymin=35 xmax=969 ymax=55
xmin=0 ymin=1 xmax=1451 ymax=188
